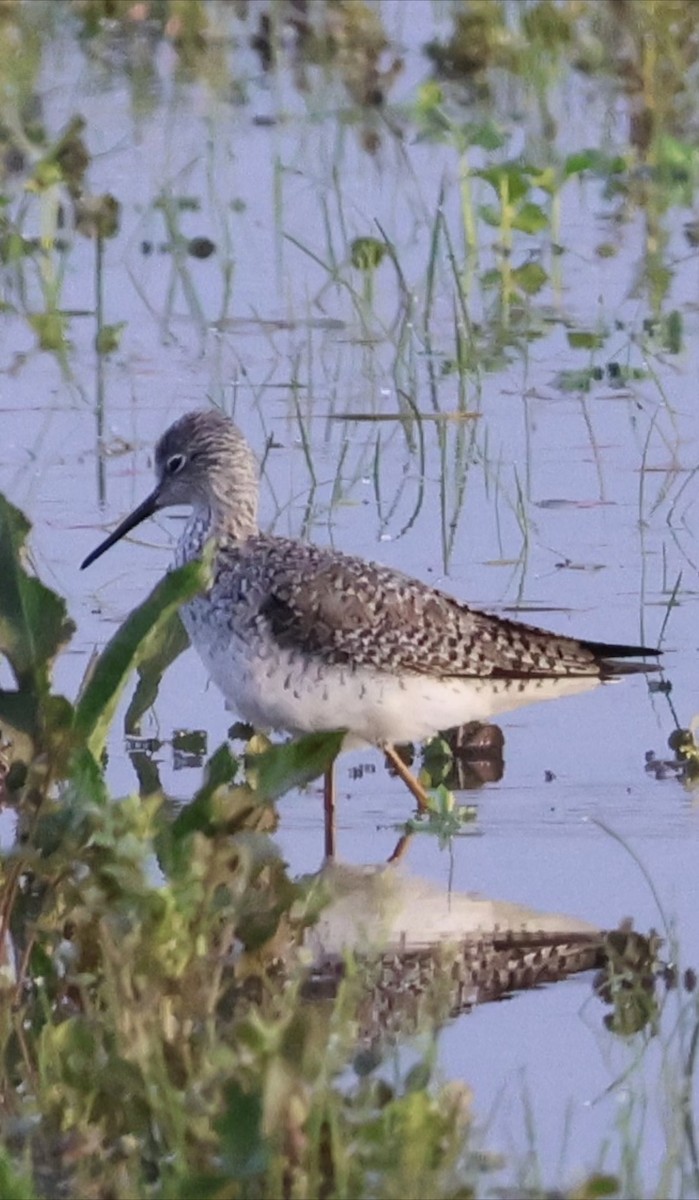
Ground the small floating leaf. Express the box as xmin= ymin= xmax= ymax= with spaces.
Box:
xmin=553 ymin=367 xmax=596 ymax=392
xmin=95 ymin=321 xmax=126 ymax=355
xmin=512 ymin=261 xmax=547 ymax=294
xmin=350 ymin=236 xmax=387 ymax=271
xmin=567 ymin=330 xmax=605 ymax=349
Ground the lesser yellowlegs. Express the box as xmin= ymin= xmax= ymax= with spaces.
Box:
xmin=82 ymin=409 xmax=660 ymax=853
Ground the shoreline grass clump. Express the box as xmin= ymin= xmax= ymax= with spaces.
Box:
xmin=0 ymin=494 xmax=484 ymax=1198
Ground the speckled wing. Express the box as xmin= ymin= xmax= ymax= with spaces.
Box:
xmin=234 ymin=536 xmax=654 ymax=679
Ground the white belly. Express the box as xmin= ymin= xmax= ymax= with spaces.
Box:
xmin=182 ymin=602 xmax=604 ymax=745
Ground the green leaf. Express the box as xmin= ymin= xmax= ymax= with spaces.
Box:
xmin=74 ymin=559 xmax=207 ymax=760
xmin=68 ymin=746 xmax=110 ymax=810
xmin=511 ymin=261 xmax=547 ymax=294
xmin=477 ymin=203 xmax=501 ymax=228
xmin=512 ymin=201 xmax=548 ymax=234
xmin=28 ymin=311 xmax=69 ymax=352
xmin=479 ymin=268 xmax=502 ymax=289
xmin=95 ymin=320 xmax=126 ymax=355
xmin=528 ymin=165 xmax=557 ymax=195
xmin=563 ymin=149 xmax=600 ymax=178
xmin=567 ymin=330 xmax=605 ymax=350
xmin=553 ymin=367 xmax=596 ymax=392
xmin=663 ymin=309 xmax=683 ymax=355
xmin=655 ymin=133 xmax=697 ymax=181
xmin=170 ymin=743 xmax=240 ymax=840
xmin=0 ymin=1146 xmax=36 ymax=1200
xmin=350 ymin=236 xmax=387 ymax=272
xmin=0 ymin=494 xmax=75 ymax=695
xmin=250 ymin=730 xmax=346 ymax=800
xmin=0 ymin=232 xmax=35 ymax=263
xmin=563 ymin=149 xmax=628 ymax=180
xmin=576 ymin=1173 xmax=621 ymax=1198
xmin=216 ymin=1082 xmax=269 ymax=1179
xmin=124 ymin=611 xmax=190 ymax=735
xmin=0 ymin=690 xmax=39 ymax=739
xmin=415 ymin=80 xmax=444 ymax=113
xmin=467 ymin=120 xmax=506 ymax=151
xmin=475 ymin=163 xmax=532 ymax=203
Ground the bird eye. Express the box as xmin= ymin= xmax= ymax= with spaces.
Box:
xmin=166 ymin=453 xmax=186 ymax=475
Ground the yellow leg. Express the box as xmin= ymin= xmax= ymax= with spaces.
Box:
xmin=386 ymin=831 xmax=413 ymax=864
xmin=382 ymin=744 xmax=431 ymax=812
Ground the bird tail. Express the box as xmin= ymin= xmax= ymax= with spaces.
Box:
xmin=584 ymin=641 xmax=662 ymax=677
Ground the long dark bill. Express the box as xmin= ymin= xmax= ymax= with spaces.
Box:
xmin=80 ymin=488 xmax=160 ymax=570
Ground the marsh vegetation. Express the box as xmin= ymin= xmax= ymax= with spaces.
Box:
xmin=2 ymin=1 xmax=699 ymax=1196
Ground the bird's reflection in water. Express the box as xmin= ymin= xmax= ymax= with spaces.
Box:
xmin=390 ymin=720 xmax=505 ymax=793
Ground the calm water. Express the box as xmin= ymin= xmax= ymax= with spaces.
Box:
xmin=2 ymin=3 xmax=699 ymax=1185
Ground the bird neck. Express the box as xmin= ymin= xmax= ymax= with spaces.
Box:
xmin=177 ymin=498 xmax=258 ymax=564
xmin=214 ymin=494 xmax=259 ymax=545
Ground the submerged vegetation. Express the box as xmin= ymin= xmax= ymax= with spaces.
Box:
xmin=1 ymin=0 xmax=699 ymax=1196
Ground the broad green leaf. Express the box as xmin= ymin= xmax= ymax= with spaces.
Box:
xmin=62 ymin=747 xmax=111 ymax=815
xmin=562 ymin=149 xmax=627 ymax=180
xmin=124 ymin=610 xmax=190 ymax=735
xmin=479 ymin=268 xmax=502 ymax=289
xmin=512 ymin=201 xmax=548 ymax=234
xmin=216 ymin=1082 xmax=269 ymax=1179
xmin=74 ymin=559 xmax=207 ymax=759
xmin=475 ymin=163 xmax=532 ymax=203
xmin=563 ymin=148 xmax=600 ymax=178
xmin=467 ymin=120 xmax=506 ymax=151
xmin=529 ymin=165 xmax=557 ymax=195
xmin=249 ymin=730 xmax=346 ymax=800
xmin=0 ymin=494 xmax=75 ymax=693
